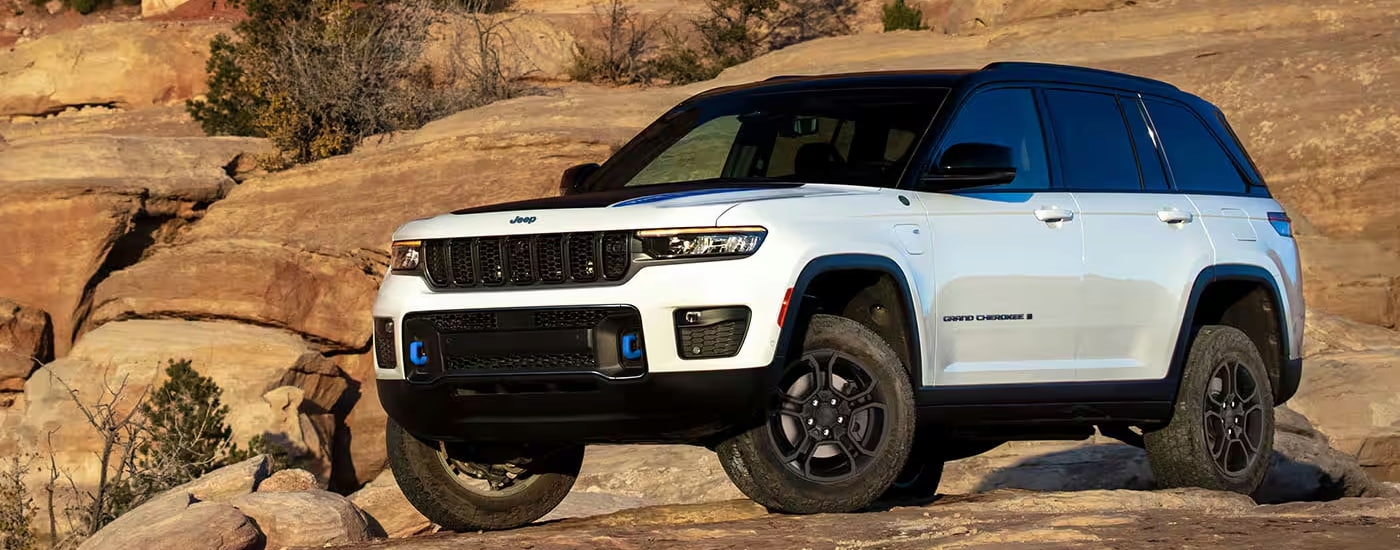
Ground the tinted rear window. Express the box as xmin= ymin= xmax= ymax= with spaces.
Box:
xmin=1043 ymin=89 xmax=1141 ymax=191
xmin=1145 ymin=99 xmax=1249 ymax=194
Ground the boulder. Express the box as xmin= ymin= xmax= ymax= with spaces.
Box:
xmin=15 ymin=320 xmax=348 ymax=515
xmin=1303 ymin=309 xmax=1400 ymax=357
xmin=142 ymin=0 xmax=195 ymax=18
xmin=348 ymin=470 xmax=433 ymax=539
xmin=0 ymin=134 xmax=269 ymax=357
xmin=924 ymin=0 xmax=1130 ymax=34
xmin=256 ymin=468 xmax=319 ymax=493
xmin=0 ymin=299 xmax=52 ymax=395
xmin=1258 ymin=406 xmax=1400 ymax=503
xmin=78 ymin=491 xmax=260 ymax=550
xmin=1288 ymin=349 xmax=1400 ymax=481
xmin=0 ymin=21 xmax=229 ymax=117
xmin=229 ymin=490 xmax=373 ymax=549
xmin=333 ymin=352 xmax=388 ymax=489
xmin=177 ymin=455 xmax=272 ymax=503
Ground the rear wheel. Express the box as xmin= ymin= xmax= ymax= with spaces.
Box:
xmin=1145 ymin=325 xmax=1274 ymax=494
xmin=717 ymin=314 xmax=916 ymax=513
xmin=386 ymin=419 xmax=584 ymax=531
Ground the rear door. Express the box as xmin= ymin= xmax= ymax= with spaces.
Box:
xmin=916 ymin=87 xmax=1085 ymax=386
xmin=1043 ymin=89 xmax=1214 ymax=382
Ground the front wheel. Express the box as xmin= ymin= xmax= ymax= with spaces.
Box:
xmin=717 ymin=314 xmax=916 ymax=514
xmin=1145 ymin=325 xmax=1275 ymax=495
xmin=386 ymin=419 xmax=584 ymax=531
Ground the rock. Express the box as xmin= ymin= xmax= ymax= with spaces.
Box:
xmin=421 ymin=13 xmax=577 ymax=83
xmin=0 ymin=134 xmax=269 ymax=357
xmin=333 ymin=352 xmax=389 ymax=488
xmin=44 ymin=1 xmax=62 ymax=15
xmin=15 ymin=321 xmax=348 ymax=517
xmin=78 ymin=491 xmax=260 ymax=550
xmin=1303 ymin=309 xmax=1400 ymax=357
xmin=229 ymin=490 xmax=373 ymax=549
xmin=263 ymin=386 xmax=334 ymax=477
xmin=177 ymin=455 xmax=272 ymax=503
xmin=0 ymin=21 xmax=229 ymax=117
xmin=572 ymin=445 xmax=744 ymax=505
xmin=924 ymin=0 xmax=1130 ymax=34
xmin=142 ymin=0 xmax=194 ymax=18
xmin=257 ymin=468 xmax=319 ymax=493
xmin=1289 ymin=349 xmax=1400 ymax=481
xmin=0 ymin=299 xmax=51 ymax=394
xmin=1257 ymin=406 xmax=1400 ymax=503
xmin=349 ymin=470 xmax=433 ymax=539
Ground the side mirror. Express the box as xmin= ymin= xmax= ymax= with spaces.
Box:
xmin=559 ymin=163 xmax=600 ymax=196
xmin=920 ymin=142 xmax=1017 ymax=189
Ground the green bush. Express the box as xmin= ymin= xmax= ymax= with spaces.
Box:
xmin=883 ymin=0 xmax=926 ymax=32
xmin=0 ymin=457 xmax=37 ymax=550
xmin=189 ymin=0 xmax=518 ymax=167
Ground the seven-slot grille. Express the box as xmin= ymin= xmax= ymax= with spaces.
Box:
xmin=422 ymin=232 xmax=632 ymax=289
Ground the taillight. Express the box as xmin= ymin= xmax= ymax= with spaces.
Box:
xmin=1267 ymin=212 xmax=1292 ymax=237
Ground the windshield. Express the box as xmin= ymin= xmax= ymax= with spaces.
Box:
xmin=590 ymin=87 xmax=949 ymax=190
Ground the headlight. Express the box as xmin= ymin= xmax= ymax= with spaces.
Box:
xmin=636 ymin=227 xmax=766 ymax=259
xmin=390 ymin=240 xmax=423 ymax=272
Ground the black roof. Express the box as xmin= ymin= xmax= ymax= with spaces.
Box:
xmin=684 ymin=61 xmax=1181 ymax=104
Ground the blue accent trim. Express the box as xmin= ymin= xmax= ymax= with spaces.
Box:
xmin=609 ymin=187 xmax=763 ymax=207
xmin=409 ymin=341 xmax=429 ymax=366
xmin=621 ymin=333 xmax=643 ymax=360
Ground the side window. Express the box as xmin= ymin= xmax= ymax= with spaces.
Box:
xmin=933 ymin=88 xmax=1050 ymax=190
xmin=1146 ymin=99 xmax=1249 ymax=194
xmin=1043 ymin=89 xmax=1141 ymax=191
xmin=1120 ymin=96 xmax=1170 ymax=191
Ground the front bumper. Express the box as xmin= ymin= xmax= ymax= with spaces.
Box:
xmin=378 ymin=366 xmax=774 ymax=443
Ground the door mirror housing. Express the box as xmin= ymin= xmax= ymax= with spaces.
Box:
xmin=920 ymin=142 xmax=1017 ymax=190
xmin=559 ymin=163 xmax=600 ymax=196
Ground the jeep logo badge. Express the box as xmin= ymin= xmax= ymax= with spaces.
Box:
xmin=509 ymin=216 xmax=537 ymax=225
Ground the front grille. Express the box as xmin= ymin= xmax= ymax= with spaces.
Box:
xmin=447 ymin=353 xmax=598 ymax=372
xmin=403 ymin=307 xmax=645 ymax=378
xmin=421 ymin=232 xmax=632 ymax=290
xmin=373 ymin=317 xmax=396 ymax=369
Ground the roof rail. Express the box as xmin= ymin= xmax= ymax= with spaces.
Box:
xmin=980 ymin=61 xmax=1178 ymax=91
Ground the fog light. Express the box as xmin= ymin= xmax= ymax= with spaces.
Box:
xmin=674 ymin=307 xmax=751 ymax=359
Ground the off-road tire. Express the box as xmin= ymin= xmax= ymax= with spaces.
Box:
xmin=717 ymin=314 xmax=916 ymax=513
xmin=386 ymin=419 xmax=584 ymax=531
xmin=1145 ymin=325 xmax=1274 ymax=495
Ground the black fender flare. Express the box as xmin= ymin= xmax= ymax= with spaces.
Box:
xmin=1169 ymin=264 xmax=1297 ymax=404
xmin=772 ymin=254 xmax=925 ymax=388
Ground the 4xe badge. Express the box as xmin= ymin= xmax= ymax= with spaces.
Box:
xmin=509 ymin=215 xmax=537 ymax=224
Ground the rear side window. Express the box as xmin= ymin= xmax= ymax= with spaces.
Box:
xmin=1043 ymin=89 xmax=1141 ymax=191
xmin=1145 ymin=99 xmax=1248 ymax=194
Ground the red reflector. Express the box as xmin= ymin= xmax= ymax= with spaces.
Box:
xmin=777 ymin=287 xmax=794 ymax=327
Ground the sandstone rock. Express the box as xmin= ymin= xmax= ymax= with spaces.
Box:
xmin=0 ymin=134 xmax=269 ymax=357
xmin=349 ymin=470 xmax=434 ymax=539
xmin=1303 ymin=309 xmax=1400 ymax=357
xmin=924 ymin=0 xmax=1129 ymax=34
xmin=422 ymin=13 xmax=577 ymax=83
xmin=1258 ymin=406 xmax=1400 ymax=503
xmin=1289 ymin=349 xmax=1400 ymax=481
xmin=263 ymin=386 xmax=334 ymax=478
xmin=15 ymin=321 xmax=348 ymax=515
xmin=334 ymin=352 xmax=388 ymax=488
xmin=142 ymin=0 xmax=194 ymax=18
xmin=0 ymin=21 xmax=229 ymax=117
xmin=257 ymin=468 xmax=319 ymax=493
xmin=0 ymin=299 xmax=51 ymax=394
xmin=78 ymin=491 xmax=260 ymax=550
xmin=229 ymin=490 xmax=373 ymax=549
xmin=177 ymin=455 xmax=272 ymax=503
xmin=572 ymin=445 xmax=744 ymax=505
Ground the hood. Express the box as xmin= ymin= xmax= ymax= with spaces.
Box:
xmin=392 ymin=182 xmax=877 ymax=240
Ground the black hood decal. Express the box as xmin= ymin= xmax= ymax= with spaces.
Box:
xmin=452 ymin=182 xmax=804 ymax=215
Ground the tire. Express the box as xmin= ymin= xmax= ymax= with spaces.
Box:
xmin=1145 ymin=325 xmax=1275 ymax=495
xmin=717 ymin=314 xmax=916 ymax=514
xmin=386 ymin=419 xmax=584 ymax=531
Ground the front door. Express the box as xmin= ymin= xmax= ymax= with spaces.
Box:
xmin=916 ymin=87 xmax=1085 ymax=386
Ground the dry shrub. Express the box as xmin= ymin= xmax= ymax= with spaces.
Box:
xmin=653 ymin=0 xmax=858 ymax=85
xmin=0 ymin=456 xmax=37 ymax=550
xmin=188 ymin=0 xmax=529 ymax=167
xmin=568 ymin=0 xmax=659 ymax=85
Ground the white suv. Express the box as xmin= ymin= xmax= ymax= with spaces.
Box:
xmin=372 ymin=62 xmax=1304 ymax=529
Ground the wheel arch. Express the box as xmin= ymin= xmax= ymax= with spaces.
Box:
xmin=775 ymin=254 xmax=925 ymax=388
xmin=1171 ymin=264 xmax=1297 ymax=405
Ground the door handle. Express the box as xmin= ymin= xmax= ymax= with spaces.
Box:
xmin=1034 ymin=207 xmax=1074 ymax=223
xmin=1157 ymin=209 xmax=1194 ymax=224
